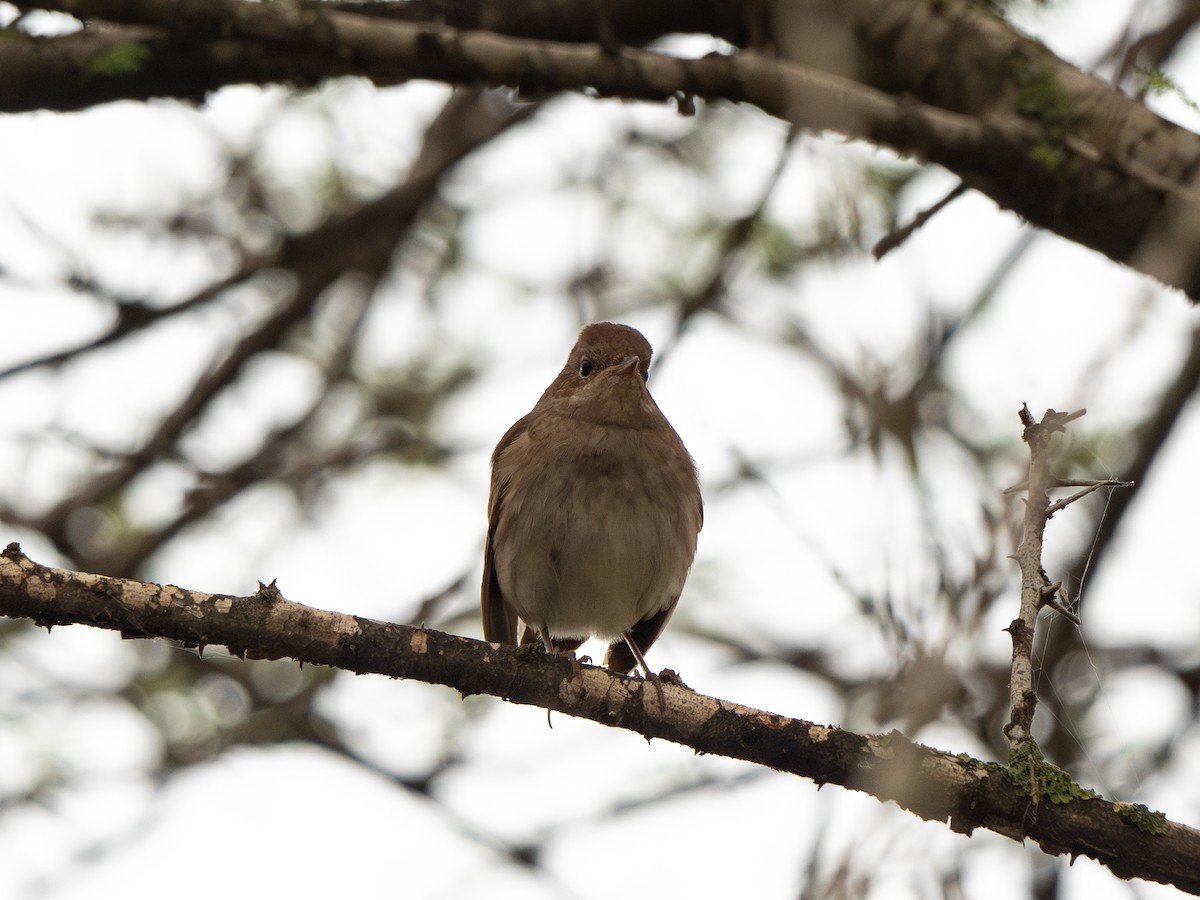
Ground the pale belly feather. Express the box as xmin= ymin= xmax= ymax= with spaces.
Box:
xmin=493 ymin=422 xmax=696 ymax=642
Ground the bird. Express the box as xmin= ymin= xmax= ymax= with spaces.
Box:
xmin=481 ymin=322 xmax=702 ymax=677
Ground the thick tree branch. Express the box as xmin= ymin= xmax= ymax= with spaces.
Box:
xmin=319 ymin=0 xmax=752 ymax=47
xmin=0 ymin=543 xmax=1196 ymax=893
xmin=8 ymin=0 xmax=1200 ymax=298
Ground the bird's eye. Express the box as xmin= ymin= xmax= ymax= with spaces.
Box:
xmin=579 ymin=359 xmax=594 ymax=377
xmin=641 ymin=366 xmax=649 ymax=383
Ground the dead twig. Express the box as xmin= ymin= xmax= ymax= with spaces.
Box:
xmin=871 ymin=182 xmax=967 ymax=260
xmin=1046 ymin=477 xmax=1134 ymax=516
xmin=1005 ymin=405 xmax=1088 ymax=749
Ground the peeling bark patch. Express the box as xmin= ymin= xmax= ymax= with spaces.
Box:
xmin=410 ymin=630 xmax=428 ymax=654
xmin=335 ymin=617 xmax=364 ymax=638
xmin=558 ymin=675 xmax=587 ymax=704
xmin=214 ymin=597 xmax=233 ymax=614
xmin=27 ymin=577 xmax=57 ymax=602
xmin=156 ymin=586 xmax=184 ymax=608
xmin=868 ymin=734 xmax=897 ymax=759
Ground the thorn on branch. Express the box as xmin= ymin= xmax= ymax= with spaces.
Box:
xmin=1039 ymin=581 xmax=1081 ymax=625
xmin=672 ymin=91 xmax=697 ymax=116
xmin=1002 ymin=479 xmax=1028 ymax=495
xmin=1002 ymin=617 xmax=1030 ymax=639
xmin=256 ymin=579 xmax=282 ymax=601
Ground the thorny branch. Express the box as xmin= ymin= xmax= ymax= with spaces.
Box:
xmin=1006 ymin=405 xmax=1079 ymax=752
xmin=1005 ymin=406 xmax=1131 ymax=755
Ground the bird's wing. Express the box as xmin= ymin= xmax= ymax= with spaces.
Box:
xmin=480 ymin=414 xmax=530 ymax=645
xmin=481 ymin=511 xmax=518 ymax=643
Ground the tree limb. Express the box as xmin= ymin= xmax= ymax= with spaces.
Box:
xmin=0 ymin=543 xmax=1196 ymax=893
xmin=8 ymin=0 xmax=1200 ymax=297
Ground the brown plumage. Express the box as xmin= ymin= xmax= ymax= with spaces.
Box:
xmin=481 ymin=322 xmax=703 ymax=675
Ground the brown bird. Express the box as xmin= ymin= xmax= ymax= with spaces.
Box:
xmin=481 ymin=322 xmax=703 ymax=676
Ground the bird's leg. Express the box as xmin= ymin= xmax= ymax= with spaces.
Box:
xmin=621 ymin=630 xmax=665 ymax=705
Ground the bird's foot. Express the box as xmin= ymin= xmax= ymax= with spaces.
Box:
xmin=542 ymin=636 xmax=587 ymax=679
xmin=638 ymin=669 xmax=667 ymax=707
xmin=619 ymin=629 xmax=669 ymax=706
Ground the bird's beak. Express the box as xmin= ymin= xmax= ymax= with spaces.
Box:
xmin=612 ymin=355 xmax=641 ymax=377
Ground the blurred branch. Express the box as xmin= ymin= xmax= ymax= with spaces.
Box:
xmin=871 ymin=182 xmax=967 ymax=260
xmin=669 ymin=124 xmax=800 ymax=336
xmin=1111 ymin=0 xmax=1200 ymax=88
xmin=103 ymin=295 xmax=371 ymax=576
xmin=9 ymin=0 xmax=1200 ymax=297
xmin=0 ymin=271 xmax=243 ymax=381
xmin=315 ymin=0 xmax=752 ymax=46
xmin=12 ymin=288 xmax=324 ymax=564
xmin=1066 ymin=322 xmax=1200 ymax=594
xmin=1 ymin=543 xmax=1197 ymax=894
xmin=1 ymin=88 xmax=530 ymax=575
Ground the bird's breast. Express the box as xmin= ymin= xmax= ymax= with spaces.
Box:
xmin=492 ymin=415 xmax=700 ymax=642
